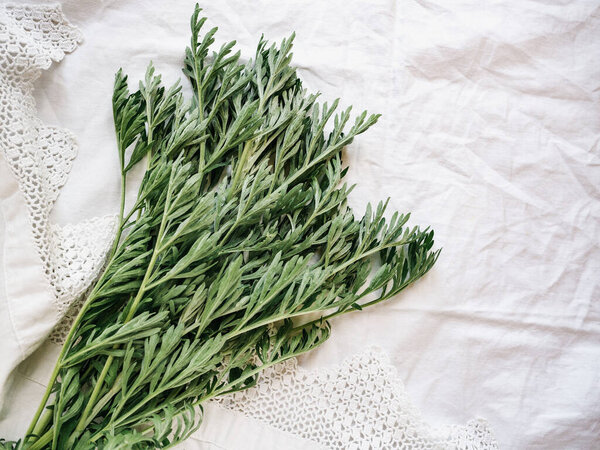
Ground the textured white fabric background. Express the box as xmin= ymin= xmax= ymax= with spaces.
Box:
xmin=2 ymin=0 xmax=599 ymax=448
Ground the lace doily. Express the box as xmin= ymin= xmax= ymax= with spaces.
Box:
xmin=0 ymin=3 xmax=117 ymax=333
xmin=214 ymin=348 xmax=498 ymax=450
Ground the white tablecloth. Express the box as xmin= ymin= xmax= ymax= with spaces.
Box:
xmin=1 ymin=1 xmax=599 ymax=448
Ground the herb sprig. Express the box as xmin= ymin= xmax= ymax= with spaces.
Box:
xmin=13 ymin=6 xmax=439 ymax=449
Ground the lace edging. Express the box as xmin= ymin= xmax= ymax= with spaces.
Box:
xmin=213 ymin=347 xmax=498 ymax=449
xmin=4 ymin=3 xmax=83 ymax=69
xmin=0 ymin=4 xmax=113 ymax=324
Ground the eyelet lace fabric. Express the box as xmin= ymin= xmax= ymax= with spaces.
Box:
xmin=0 ymin=3 xmax=117 ymax=335
xmin=214 ymin=348 xmax=498 ymax=450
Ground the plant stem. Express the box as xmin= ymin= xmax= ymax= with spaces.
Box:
xmin=108 ymin=173 xmax=127 ymax=259
xmin=26 ymin=430 xmax=52 ymax=450
xmin=108 ymin=139 xmax=129 ymax=260
xmin=21 ymin=287 xmax=99 ymax=446
xmin=31 ymin=408 xmax=52 ymax=442
xmin=22 ymin=157 xmax=131 ymax=448
xmin=66 ymin=166 xmax=176 ymax=445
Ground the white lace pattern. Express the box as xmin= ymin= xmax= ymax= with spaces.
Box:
xmin=215 ymin=348 xmax=498 ymax=450
xmin=0 ymin=4 xmax=117 ymax=331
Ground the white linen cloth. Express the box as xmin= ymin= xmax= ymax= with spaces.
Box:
xmin=0 ymin=0 xmax=598 ymax=449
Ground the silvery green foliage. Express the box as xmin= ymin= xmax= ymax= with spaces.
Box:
xmin=17 ymin=5 xmax=439 ymax=449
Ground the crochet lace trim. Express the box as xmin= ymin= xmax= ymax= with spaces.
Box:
xmin=0 ymin=4 xmax=117 ymax=336
xmin=215 ymin=347 xmax=498 ymax=450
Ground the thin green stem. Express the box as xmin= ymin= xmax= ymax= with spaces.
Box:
xmin=108 ymin=156 xmax=128 ymax=261
xmin=31 ymin=408 xmax=52 ymax=442
xmin=22 ymin=285 xmax=101 ymax=445
xmin=67 ymin=166 xmax=176 ymax=445
xmin=23 ymin=153 xmax=132 ymax=447
xmin=26 ymin=429 xmax=52 ymax=450
xmin=228 ymin=141 xmax=252 ymax=199
xmin=73 ymin=354 xmax=113 ymax=432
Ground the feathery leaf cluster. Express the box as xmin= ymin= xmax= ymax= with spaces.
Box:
xmin=13 ymin=6 xmax=439 ymax=449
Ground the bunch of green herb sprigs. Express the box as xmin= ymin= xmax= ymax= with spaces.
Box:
xmin=9 ymin=6 xmax=439 ymax=450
